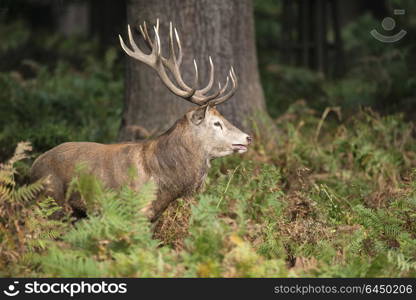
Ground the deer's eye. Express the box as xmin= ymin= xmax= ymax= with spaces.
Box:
xmin=214 ymin=122 xmax=223 ymax=129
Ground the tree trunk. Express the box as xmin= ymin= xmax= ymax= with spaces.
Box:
xmin=118 ymin=0 xmax=266 ymax=141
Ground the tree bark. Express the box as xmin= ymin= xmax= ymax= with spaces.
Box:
xmin=118 ymin=0 xmax=266 ymax=141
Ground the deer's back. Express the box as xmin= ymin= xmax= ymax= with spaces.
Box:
xmin=30 ymin=142 xmax=148 ymax=191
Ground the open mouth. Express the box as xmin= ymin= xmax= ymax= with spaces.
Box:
xmin=232 ymin=144 xmax=248 ymax=152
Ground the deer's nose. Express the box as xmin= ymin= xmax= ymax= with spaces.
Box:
xmin=246 ymin=136 xmax=252 ymax=144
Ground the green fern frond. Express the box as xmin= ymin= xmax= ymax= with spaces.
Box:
xmin=11 ymin=181 xmax=44 ymax=203
xmin=8 ymin=141 xmax=32 ymax=165
xmin=0 ymin=169 xmax=16 ymax=186
xmin=0 ymin=185 xmax=11 ymax=201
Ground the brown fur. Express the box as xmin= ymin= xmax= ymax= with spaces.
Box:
xmin=30 ymin=106 xmax=249 ymax=222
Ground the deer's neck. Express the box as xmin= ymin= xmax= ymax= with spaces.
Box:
xmin=143 ymin=119 xmax=209 ymax=197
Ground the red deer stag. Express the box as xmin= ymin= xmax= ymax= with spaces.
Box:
xmin=30 ymin=20 xmax=252 ymax=221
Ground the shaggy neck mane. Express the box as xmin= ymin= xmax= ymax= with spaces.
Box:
xmin=142 ymin=117 xmax=209 ymax=197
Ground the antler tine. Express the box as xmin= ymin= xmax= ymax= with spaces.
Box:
xmin=193 ymin=59 xmax=199 ymax=89
xmin=127 ymin=25 xmax=140 ymax=52
xmin=119 ymin=25 xmax=151 ymax=65
xmin=118 ymin=33 xmax=132 ymax=56
xmin=153 ymin=25 xmax=161 ymax=56
xmin=139 ymin=24 xmax=146 ymax=40
xmin=173 ymin=27 xmax=183 ymax=66
xmin=203 ymin=76 xmax=229 ymax=103
xmin=196 ymin=81 xmax=222 ymax=105
xmin=139 ymin=24 xmax=152 ymax=51
xmin=209 ymin=66 xmax=238 ymax=106
xmin=198 ymin=56 xmax=215 ymax=95
xmin=142 ymin=21 xmax=153 ymax=47
xmin=220 ymin=75 xmax=230 ymax=94
xmin=167 ymin=22 xmax=193 ymax=91
xmin=146 ymin=22 xmax=196 ymax=97
xmin=169 ymin=22 xmax=176 ymax=61
xmin=156 ymin=23 xmax=198 ymax=98
xmin=192 ymin=73 xmax=229 ymax=105
xmin=158 ymin=22 xmax=195 ymax=96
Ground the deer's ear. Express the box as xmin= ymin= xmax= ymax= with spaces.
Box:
xmin=191 ymin=105 xmax=210 ymax=125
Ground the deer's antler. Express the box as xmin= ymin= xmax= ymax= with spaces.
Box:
xmin=119 ymin=19 xmax=238 ymax=106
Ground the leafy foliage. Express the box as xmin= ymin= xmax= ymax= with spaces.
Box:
xmin=254 ymin=1 xmax=416 ymax=117
xmin=0 ymin=142 xmax=70 ymax=275
xmin=2 ymin=104 xmax=416 ymax=277
xmin=0 ymin=21 xmax=122 ymax=161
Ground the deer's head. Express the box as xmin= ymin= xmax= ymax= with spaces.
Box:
xmin=119 ymin=19 xmax=252 ymax=158
xmin=186 ymin=105 xmax=251 ymax=158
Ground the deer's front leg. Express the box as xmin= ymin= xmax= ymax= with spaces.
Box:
xmin=140 ymin=190 xmax=176 ymax=223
